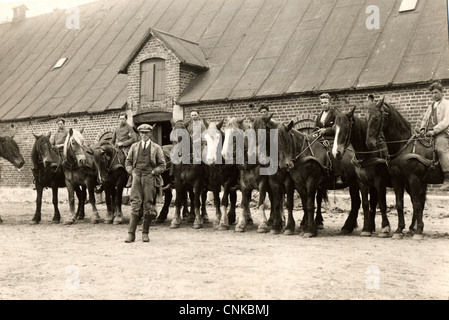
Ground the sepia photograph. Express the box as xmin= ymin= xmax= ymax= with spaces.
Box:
xmin=0 ymin=0 xmax=448 ymax=306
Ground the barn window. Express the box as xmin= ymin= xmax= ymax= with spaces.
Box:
xmin=399 ymin=0 xmax=418 ymax=13
xmin=140 ymin=58 xmax=165 ymax=103
xmin=53 ymin=58 xmax=68 ymax=69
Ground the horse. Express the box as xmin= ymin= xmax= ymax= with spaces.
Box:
xmin=332 ymin=105 xmax=392 ymax=237
xmin=202 ymin=118 xmax=239 ymax=231
xmin=0 ymin=134 xmax=25 ymax=223
xmin=169 ymin=119 xmax=206 ymax=229
xmin=63 ymin=128 xmax=100 ymax=224
xmin=91 ymin=140 xmax=128 ymax=225
xmin=221 ymin=117 xmax=271 ymax=233
xmin=365 ymin=97 xmax=438 ymax=240
xmin=30 ymin=132 xmax=78 ymax=224
xmin=154 ymin=144 xmax=191 ymax=223
xmin=276 ymin=119 xmax=362 ymax=237
xmin=251 ymin=115 xmax=293 ymax=234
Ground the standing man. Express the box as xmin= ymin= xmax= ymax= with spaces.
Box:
xmin=51 ymin=118 xmax=69 ymax=155
xmin=111 ymin=113 xmax=138 ymax=188
xmin=315 ymin=93 xmax=343 ymax=186
xmin=419 ymin=81 xmax=449 ymax=191
xmin=125 ymin=124 xmax=166 ymax=243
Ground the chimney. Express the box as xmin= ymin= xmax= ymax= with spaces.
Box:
xmin=12 ymin=4 xmax=28 ymax=23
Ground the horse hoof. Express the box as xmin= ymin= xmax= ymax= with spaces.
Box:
xmin=218 ymin=225 xmax=229 ymax=231
xmin=377 ymin=232 xmax=390 ymax=238
xmin=303 ymin=232 xmax=316 ymax=238
xmin=392 ymin=233 xmax=404 ymax=240
xmin=270 ymin=229 xmax=281 ymax=235
xmin=340 ymin=229 xmax=352 ymax=235
xmin=413 ymin=234 xmax=424 ymax=240
xmin=316 ymin=224 xmax=324 ymax=230
xmin=64 ymin=220 xmax=74 ymax=225
xmin=283 ymin=229 xmax=294 ymax=236
xmin=104 ymin=220 xmax=113 ymax=225
xmin=235 ymin=226 xmax=245 ymax=233
xmin=155 ymin=218 xmax=166 ymax=224
xmin=257 ymin=227 xmax=269 ymax=234
xmin=360 ymin=231 xmax=372 ymax=237
xmin=113 ymin=219 xmax=121 ymax=225
xmin=29 ymin=220 xmax=39 ymax=225
xmin=193 ymin=223 xmax=203 ymax=229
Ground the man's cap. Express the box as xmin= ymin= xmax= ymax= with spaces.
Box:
xmin=137 ymin=124 xmax=153 ymax=132
xmin=56 ymin=117 xmax=66 ymax=124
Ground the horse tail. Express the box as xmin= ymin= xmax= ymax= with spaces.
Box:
xmin=318 ymin=188 xmax=329 ymax=204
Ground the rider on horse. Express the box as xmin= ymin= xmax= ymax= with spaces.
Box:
xmin=418 ymin=81 xmax=449 ymax=191
xmin=314 ymin=93 xmax=344 ymax=186
xmin=50 ymin=117 xmax=69 ymax=156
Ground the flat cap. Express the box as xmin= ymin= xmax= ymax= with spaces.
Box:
xmin=258 ymin=104 xmax=269 ymax=112
xmin=319 ymin=93 xmax=331 ymax=100
xmin=137 ymin=124 xmax=153 ymax=132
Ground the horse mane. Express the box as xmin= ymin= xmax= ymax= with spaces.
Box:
xmin=64 ymin=129 xmax=85 ymax=159
xmin=384 ymin=101 xmax=411 ymax=134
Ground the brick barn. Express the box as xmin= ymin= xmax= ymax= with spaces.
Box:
xmin=0 ymin=0 xmax=448 ymax=189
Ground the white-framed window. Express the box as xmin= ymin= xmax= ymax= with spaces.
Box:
xmin=399 ymin=0 xmax=418 ymax=13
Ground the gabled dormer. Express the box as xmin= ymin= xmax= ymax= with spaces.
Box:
xmin=119 ymin=28 xmax=208 ymax=118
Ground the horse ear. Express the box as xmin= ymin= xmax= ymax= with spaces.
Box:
xmin=237 ymin=118 xmax=245 ymax=126
xmin=347 ymin=106 xmax=356 ymax=118
xmin=79 ymin=127 xmax=85 ymax=134
xmin=217 ymin=118 xmax=225 ymax=131
xmin=33 ymin=133 xmax=40 ymax=140
xmin=69 ymin=128 xmax=74 ymax=136
xmin=377 ymin=96 xmax=385 ymax=109
xmin=249 ymin=117 xmax=255 ymax=123
xmin=286 ymin=120 xmax=294 ymax=132
xmin=46 ymin=131 xmax=51 ymax=139
xmin=203 ymin=118 xmax=209 ymax=129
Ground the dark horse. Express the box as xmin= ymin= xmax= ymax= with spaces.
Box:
xmin=154 ymin=144 xmax=191 ymax=223
xmin=63 ymin=129 xmax=100 ymax=224
xmin=91 ymin=140 xmax=128 ymax=225
xmin=169 ymin=120 xmax=205 ymax=229
xmin=202 ymin=118 xmax=238 ymax=231
xmin=31 ymin=133 xmax=82 ymax=224
xmin=332 ymin=105 xmax=392 ymax=237
xmin=221 ymin=117 xmax=272 ymax=233
xmin=0 ymin=134 xmax=25 ymax=223
xmin=366 ymin=97 xmax=439 ymax=240
xmin=276 ymin=119 xmax=363 ymax=237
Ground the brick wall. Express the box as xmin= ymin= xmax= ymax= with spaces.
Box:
xmin=0 ymin=111 xmax=122 ymax=188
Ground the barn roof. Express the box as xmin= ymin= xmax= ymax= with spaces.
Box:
xmin=0 ymin=0 xmax=448 ymax=121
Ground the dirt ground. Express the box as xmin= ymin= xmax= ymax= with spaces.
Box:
xmin=0 ymin=187 xmax=448 ymax=300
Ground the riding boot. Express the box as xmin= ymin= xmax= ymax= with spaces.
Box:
xmin=125 ymin=214 xmax=139 ymax=243
xmin=439 ymin=172 xmax=449 ymax=191
xmin=142 ymin=214 xmax=151 ymax=242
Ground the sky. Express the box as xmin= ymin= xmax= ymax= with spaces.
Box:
xmin=0 ymin=0 xmax=98 ymax=23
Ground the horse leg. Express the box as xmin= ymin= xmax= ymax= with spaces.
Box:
xmin=201 ymin=189 xmax=209 ymax=223
xmin=392 ymin=181 xmax=406 ymax=239
xmin=193 ymin=184 xmax=203 ymax=229
xmin=409 ymin=179 xmax=427 ymax=240
xmin=75 ymin=186 xmax=86 ymax=220
xmin=182 ymin=189 xmax=190 ymax=220
xmin=217 ymin=187 xmax=229 ymax=231
xmin=283 ymin=181 xmax=295 ymax=235
xmin=113 ymin=181 xmax=124 ymax=225
xmin=170 ymin=184 xmax=183 ymax=228
xmin=297 ymin=185 xmax=308 ymax=236
xmin=87 ymin=182 xmax=100 ymax=224
xmin=303 ymin=181 xmax=318 ymax=238
xmin=340 ymin=184 xmax=361 ymax=235
xmin=104 ymin=184 xmax=114 ymax=224
xmin=65 ymin=182 xmax=77 ymax=224
xmin=156 ymin=189 xmax=172 ymax=223
xmin=315 ymin=189 xmax=324 ymax=229
xmin=51 ymin=186 xmax=61 ymax=224
xmin=228 ymin=190 xmax=237 ymax=225
xmin=359 ymin=184 xmax=373 ymax=237
xmin=236 ymin=188 xmax=251 ymax=232
xmin=31 ymin=184 xmax=44 ymax=224
xmin=376 ymin=183 xmax=391 ymax=238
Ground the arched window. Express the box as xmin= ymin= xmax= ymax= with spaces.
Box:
xmin=140 ymin=58 xmax=165 ymax=103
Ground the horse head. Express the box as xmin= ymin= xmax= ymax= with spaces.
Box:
xmin=275 ymin=120 xmax=295 ymax=172
xmin=365 ymin=96 xmax=387 ymax=150
xmin=33 ymin=132 xmax=56 ymax=168
xmin=64 ymin=128 xmax=88 ymax=167
xmin=203 ymin=118 xmax=225 ymax=165
xmin=221 ymin=117 xmax=253 ymax=164
xmin=0 ymin=135 xmax=25 ymax=171
xmin=92 ymin=141 xmax=114 ymax=184
xmin=332 ymin=106 xmax=356 ymax=160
